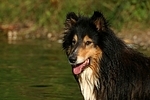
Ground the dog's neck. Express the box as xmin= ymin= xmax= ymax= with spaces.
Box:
xmin=78 ymin=67 xmax=99 ymax=100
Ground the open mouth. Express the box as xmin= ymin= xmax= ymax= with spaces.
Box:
xmin=71 ymin=59 xmax=90 ymax=75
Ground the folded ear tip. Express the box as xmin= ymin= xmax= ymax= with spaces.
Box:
xmin=67 ymin=12 xmax=75 ymax=16
xmin=94 ymin=11 xmax=101 ymax=14
xmin=65 ymin=12 xmax=78 ymax=31
xmin=93 ymin=11 xmax=103 ymax=17
xmin=91 ymin=11 xmax=108 ymax=31
xmin=66 ymin=12 xmax=77 ymax=19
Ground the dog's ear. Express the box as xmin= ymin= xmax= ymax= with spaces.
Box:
xmin=90 ymin=11 xmax=107 ymax=31
xmin=64 ymin=12 xmax=78 ymax=31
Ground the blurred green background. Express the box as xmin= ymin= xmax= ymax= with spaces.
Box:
xmin=0 ymin=0 xmax=150 ymax=36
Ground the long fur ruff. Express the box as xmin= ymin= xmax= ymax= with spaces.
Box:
xmin=63 ymin=11 xmax=150 ymax=100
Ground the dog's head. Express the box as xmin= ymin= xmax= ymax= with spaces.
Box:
xmin=63 ymin=11 xmax=108 ymax=75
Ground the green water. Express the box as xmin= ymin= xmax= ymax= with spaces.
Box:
xmin=0 ymin=39 xmax=82 ymax=100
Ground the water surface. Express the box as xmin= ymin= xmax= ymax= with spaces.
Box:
xmin=0 ymin=38 xmax=82 ymax=100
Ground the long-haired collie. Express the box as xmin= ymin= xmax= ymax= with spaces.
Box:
xmin=62 ymin=11 xmax=150 ymax=100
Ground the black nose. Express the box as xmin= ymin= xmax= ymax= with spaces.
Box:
xmin=69 ymin=55 xmax=77 ymax=63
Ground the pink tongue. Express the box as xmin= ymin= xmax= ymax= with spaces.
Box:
xmin=72 ymin=59 xmax=89 ymax=75
xmin=73 ymin=65 xmax=83 ymax=75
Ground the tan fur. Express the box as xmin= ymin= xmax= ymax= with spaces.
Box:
xmin=76 ymin=35 xmax=102 ymax=100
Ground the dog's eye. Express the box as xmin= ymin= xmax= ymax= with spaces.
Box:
xmin=72 ymin=40 xmax=76 ymax=45
xmin=85 ymin=41 xmax=92 ymax=45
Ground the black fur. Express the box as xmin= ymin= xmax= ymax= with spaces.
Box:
xmin=63 ymin=11 xmax=150 ymax=100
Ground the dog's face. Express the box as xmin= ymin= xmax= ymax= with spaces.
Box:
xmin=69 ymin=34 xmax=102 ymax=75
xmin=63 ymin=11 xmax=107 ymax=75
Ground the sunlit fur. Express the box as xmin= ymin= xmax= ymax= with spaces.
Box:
xmin=76 ymin=35 xmax=102 ymax=100
xmin=65 ymin=34 xmax=102 ymax=100
xmin=63 ymin=11 xmax=150 ymax=100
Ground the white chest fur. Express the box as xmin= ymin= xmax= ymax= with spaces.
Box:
xmin=78 ymin=67 xmax=99 ymax=100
